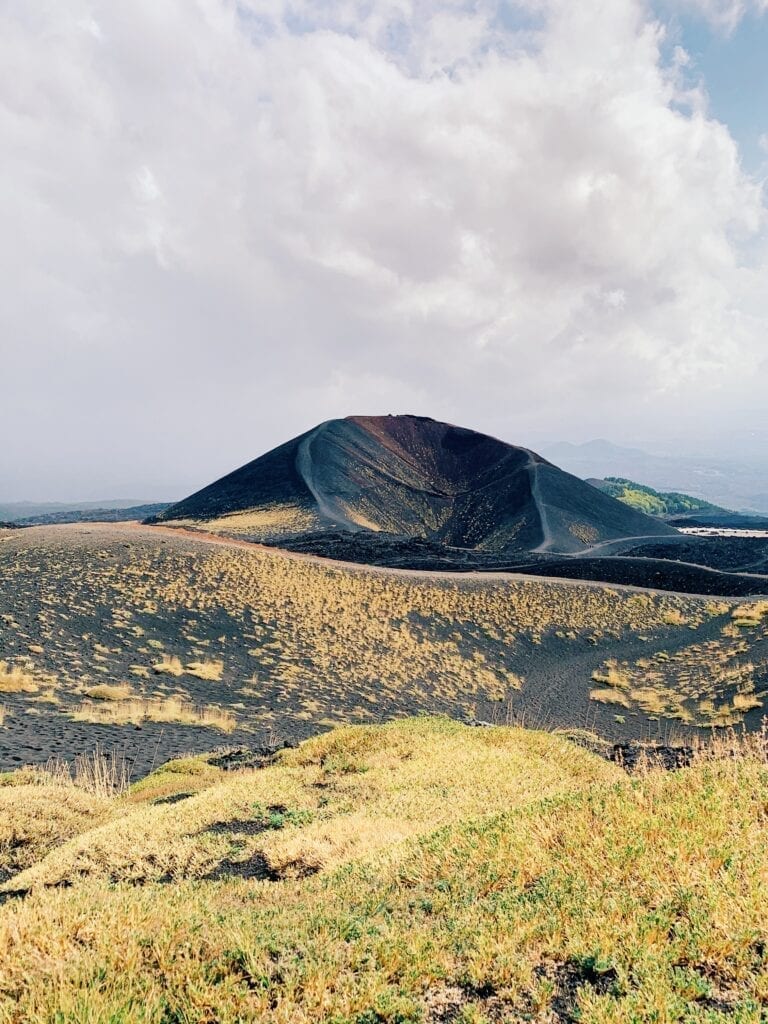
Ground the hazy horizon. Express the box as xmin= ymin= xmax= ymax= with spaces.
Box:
xmin=3 ymin=1 xmax=767 ymax=502
xmin=2 ymin=420 xmax=767 ymax=507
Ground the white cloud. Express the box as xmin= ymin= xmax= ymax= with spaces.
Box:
xmin=79 ymin=16 xmax=103 ymax=40
xmin=133 ymin=167 xmax=161 ymax=203
xmin=671 ymin=0 xmax=768 ymax=33
xmin=0 ymin=0 xmax=766 ymax=497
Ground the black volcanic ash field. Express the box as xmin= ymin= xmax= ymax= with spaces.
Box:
xmin=1 ymin=524 xmax=767 ymax=775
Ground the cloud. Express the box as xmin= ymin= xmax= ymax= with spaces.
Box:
xmin=0 ymin=0 xmax=766 ymax=497
xmin=671 ymin=0 xmax=768 ymax=33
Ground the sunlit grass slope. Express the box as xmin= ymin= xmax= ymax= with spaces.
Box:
xmin=1 ymin=718 xmax=617 ymax=894
xmin=1 ymin=718 xmax=767 ymax=1023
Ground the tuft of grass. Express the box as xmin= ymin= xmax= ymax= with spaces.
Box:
xmin=185 ymin=658 xmax=224 ymax=681
xmin=733 ymin=691 xmax=763 ymax=711
xmin=70 ymin=696 xmax=236 ymax=732
xmin=82 ymin=683 xmax=133 ymax=701
xmin=0 ymin=661 xmax=39 ymax=693
xmin=35 ymin=747 xmax=133 ymax=797
xmin=152 ymin=655 xmax=184 ymax=676
xmin=589 ymin=687 xmax=630 ymax=706
xmin=591 ymin=659 xmax=630 ymax=689
xmin=732 ymin=600 xmax=768 ymax=628
xmin=661 ymin=607 xmax=689 ymax=626
xmin=628 ymin=686 xmax=669 ymax=715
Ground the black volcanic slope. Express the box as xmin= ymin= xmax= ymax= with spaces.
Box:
xmin=156 ymin=415 xmax=674 ymax=554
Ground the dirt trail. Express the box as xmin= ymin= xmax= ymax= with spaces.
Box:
xmin=295 ymin=422 xmax=354 ymax=527
xmin=576 ymin=534 xmax=690 ymax=557
xmin=527 ymin=453 xmax=555 ymax=553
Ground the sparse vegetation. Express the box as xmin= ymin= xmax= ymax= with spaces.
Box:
xmin=0 ymin=661 xmax=39 ymax=693
xmin=569 ymin=522 xmax=600 ymax=544
xmin=71 ymin=696 xmax=236 ymax=732
xmin=1 ymin=524 xmax=744 ymax=759
xmin=185 ymin=503 xmax=318 ymax=538
xmin=151 ymin=654 xmax=183 ymax=676
xmin=185 ymin=657 xmax=223 ymax=681
xmin=588 ymin=600 xmax=768 ymax=726
xmin=0 ymin=524 xmax=765 ymax=777
xmin=82 ymin=683 xmax=133 ymax=701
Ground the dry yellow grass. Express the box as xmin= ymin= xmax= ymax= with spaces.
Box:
xmin=732 ymin=600 xmax=768 ymax=628
xmin=0 ymin=528 xmax=667 ymax=727
xmin=196 ymin=503 xmax=318 ymax=537
xmin=628 ymin=686 xmax=669 ymax=715
xmin=0 ymin=661 xmax=39 ymax=693
xmin=733 ymin=691 xmax=763 ymax=711
xmin=185 ymin=658 xmax=223 ymax=681
xmin=0 ymin=719 xmax=618 ymax=897
xmin=82 ymin=683 xmax=133 ymax=701
xmin=151 ymin=655 xmax=183 ymax=676
xmin=661 ymin=608 xmax=689 ymax=626
xmin=589 ymin=603 xmax=768 ymax=727
xmin=591 ymin=658 xmax=631 ymax=689
xmin=70 ymin=696 xmax=236 ymax=732
xmin=0 ymin=720 xmax=767 ymax=1023
xmin=589 ymin=687 xmax=630 ymax=706
xmin=0 ymin=785 xmax=115 ymax=882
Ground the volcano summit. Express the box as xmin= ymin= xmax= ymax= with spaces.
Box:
xmin=155 ymin=415 xmax=674 ymax=555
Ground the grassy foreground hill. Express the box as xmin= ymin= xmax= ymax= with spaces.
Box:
xmin=1 ymin=718 xmax=767 ymax=1022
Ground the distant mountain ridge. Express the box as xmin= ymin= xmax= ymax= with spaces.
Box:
xmin=543 ymin=439 xmax=768 ymax=514
xmin=14 ymin=503 xmax=170 ymax=526
xmin=155 ymin=415 xmax=674 ymax=555
xmin=0 ymin=499 xmax=169 ymax=523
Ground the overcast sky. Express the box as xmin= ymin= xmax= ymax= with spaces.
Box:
xmin=2 ymin=0 xmax=767 ymax=501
